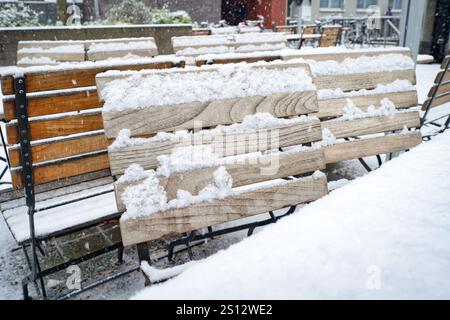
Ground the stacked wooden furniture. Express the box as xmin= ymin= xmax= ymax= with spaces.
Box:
xmin=0 ymin=57 xmax=184 ymax=299
xmin=17 ymin=38 xmax=158 ymax=66
xmin=97 ymin=53 xmax=422 ymax=269
xmin=421 ymin=55 xmax=450 ymax=139
xmin=273 ymin=25 xmax=296 ymax=34
xmin=300 ymin=24 xmax=321 ymax=48
xmin=97 ymin=62 xmax=327 ymax=252
xmin=319 ymin=25 xmax=342 ymax=47
xmin=171 ymin=33 xmax=288 ymax=58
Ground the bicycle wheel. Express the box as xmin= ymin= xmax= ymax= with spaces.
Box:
xmin=344 ymin=30 xmax=357 ymax=49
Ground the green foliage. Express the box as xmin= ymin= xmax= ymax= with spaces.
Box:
xmin=106 ymin=0 xmax=152 ymax=24
xmin=150 ymin=8 xmax=192 ymax=24
xmin=0 ymin=3 xmax=42 ymax=27
xmin=105 ymin=0 xmax=192 ymax=25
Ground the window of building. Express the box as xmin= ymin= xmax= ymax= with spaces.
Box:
xmin=320 ymin=0 xmax=344 ymax=9
xmin=357 ymin=0 xmax=378 ymax=9
xmin=389 ymin=0 xmax=402 ymax=10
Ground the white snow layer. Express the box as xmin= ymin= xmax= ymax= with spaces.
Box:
xmin=109 ymin=113 xmax=317 ymax=149
xmin=121 ymin=166 xmax=234 ymax=220
xmin=101 ymin=63 xmax=314 ymax=112
xmin=18 ymin=44 xmax=85 ymax=54
xmin=298 ymin=53 xmax=415 ymax=76
xmin=88 ymin=41 xmax=157 ymax=53
xmin=317 ymin=80 xmax=416 ymax=100
xmin=132 ymin=130 xmax=450 ymax=299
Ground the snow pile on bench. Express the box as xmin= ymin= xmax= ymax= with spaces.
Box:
xmin=17 ymin=44 xmax=85 ymax=54
xmin=317 ymin=80 xmax=416 ymax=100
xmin=131 ymin=130 xmax=450 ymax=300
xmin=299 ymin=54 xmax=414 ymax=76
xmin=0 ymin=55 xmax=183 ymax=76
xmin=121 ymin=166 xmax=234 ymax=220
xmin=17 ymin=56 xmax=59 ymax=66
xmin=101 ymin=63 xmax=314 ymax=113
xmin=109 ymin=112 xmax=318 ymax=149
xmin=88 ymin=41 xmax=157 ymax=53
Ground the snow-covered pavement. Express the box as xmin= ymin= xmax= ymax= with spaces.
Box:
xmin=133 ymin=129 xmax=450 ymax=300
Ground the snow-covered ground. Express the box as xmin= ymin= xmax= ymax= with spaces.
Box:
xmin=0 ymin=62 xmax=446 ymax=300
xmin=133 ymin=129 xmax=450 ymax=300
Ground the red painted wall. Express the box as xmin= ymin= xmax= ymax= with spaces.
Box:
xmin=222 ymin=0 xmax=286 ymax=28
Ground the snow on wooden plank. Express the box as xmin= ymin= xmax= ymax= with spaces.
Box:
xmin=0 ymin=59 xmax=182 ymax=95
xmin=8 ymin=131 xmax=110 ymax=167
xmin=120 ymin=174 xmax=328 ymax=246
xmin=282 ymin=47 xmax=412 ymax=62
xmin=317 ymin=91 xmax=418 ymax=118
xmin=17 ymin=40 xmax=86 ymax=50
xmin=102 ymin=91 xmax=318 ymax=138
xmin=321 ymin=111 xmax=421 ymax=139
xmin=6 ymin=111 xmax=103 ymax=144
xmin=324 ymin=131 xmax=422 ymax=164
xmin=17 ymin=51 xmax=85 ymax=63
xmin=10 ymin=152 xmax=109 ymax=189
xmin=0 ymin=169 xmax=111 ymax=204
xmin=108 ymin=118 xmax=322 ymax=176
xmin=114 ymin=148 xmax=326 ymax=212
xmin=314 ymin=69 xmax=416 ymax=91
xmin=96 ymin=61 xmax=311 ymax=99
xmin=2 ymin=87 xmax=99 ymax=121
xmin=4 ymin=185 xmax=118 ymax=244
xmin=86 ymin=38 xmax=159 ymax=61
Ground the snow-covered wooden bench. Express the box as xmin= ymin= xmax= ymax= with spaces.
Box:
xmin=0 ymin=56 xmax=184 ymax=299
xmin=85 ymin=38 xmax=158 ymax=61
xmin=97 ymin=61 xmax=328 ymax=263
xmin=171 ymin=33 xmax=288 ymax=58
xmin=97 ymin=59 xmax=422 ymax=278
xmin=17 ymin=38 xmax=159 ymax=66
xmin=421 ymin=55 xmax=450 ymax=139
xmin=17 ymin=41 xmax=86 ymax=66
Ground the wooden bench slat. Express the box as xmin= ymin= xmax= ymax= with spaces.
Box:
xmin=108 ymin=119 xmax=322 ymax=176
xmin=2 ymin=88 xmax=99 ymax=121
xmin=427 ymin=81 xmax=450 ymax=98
xmin=120 ymin=175 xmax=328 ymax=246
xmin=102 ymin=91 xmax=318 ymax=138
xmin=1 ymin=61 xmax=181 ymax=95
xmin=317 ymin=91 xmax=418 ymax=118
xmin=114 ymin=148 xmax=326 ymax=212
xmin=324 ymin=131 xmax=422 ymax=163
xmin=422 ymin=92 xmax=450 ymax=111
xmin=8 ymin=131 xmax=110 ymax=167
xmin=314 ymin=69 xmax=416 ymax=91
xmin=441 ymin=55 xmax=450 ymax=70
xmin=6 ymin=111 xmax=103 ymax=144
xmin=435 ymin=70 xmax=450 ymax=84
xmin=322 ymin=112 xmax=420 ymax=139
xmin=11 ymin=152 xmax=109 ymax=189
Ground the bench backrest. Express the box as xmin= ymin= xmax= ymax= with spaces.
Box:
xmin=1 ymin=57 xmax=184 ymax=190
xmin=171 ymin=33 xmax=288 ymax=57
xmin=422 ymin=55 xmax=450 ymax=111
xmin=319 ymin=25 xmax=341 ymax=47
xmin=17 ymin=38 xmax=158 ymax=66
xmin=98 ymin=52 xmax=421 ymax=246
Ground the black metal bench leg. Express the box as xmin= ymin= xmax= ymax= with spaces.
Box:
xmin=136 ymin=242 xmax=151 ymax=286
xmin=117 ymin=244 xmax=124 ymax=265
